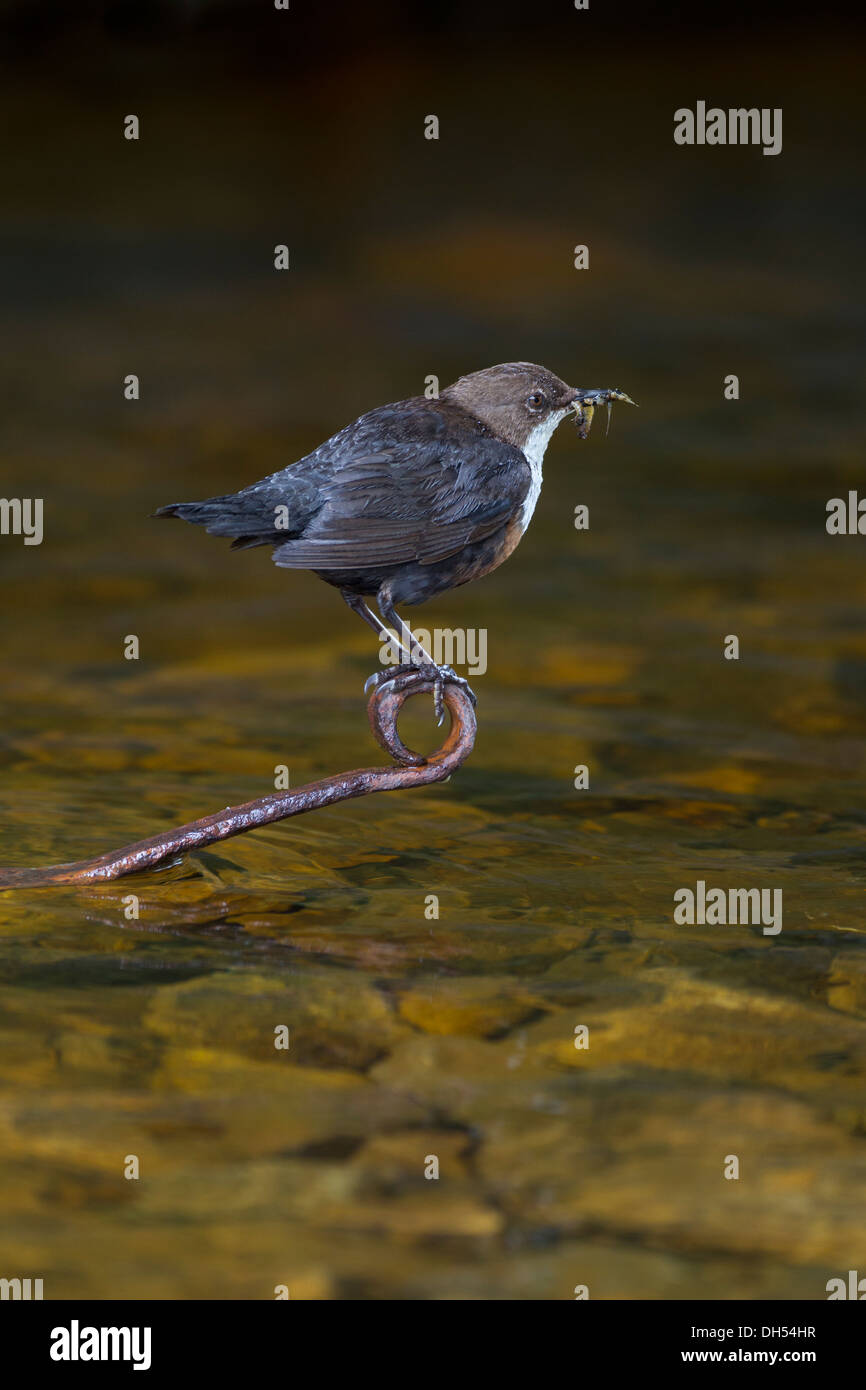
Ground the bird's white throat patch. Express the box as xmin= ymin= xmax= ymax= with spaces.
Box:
xmin=519 ymin=409 xmax=568 ymax=530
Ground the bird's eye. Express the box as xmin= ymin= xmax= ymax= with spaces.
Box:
xmin=526 ymin=391 xmax=545 ymax=412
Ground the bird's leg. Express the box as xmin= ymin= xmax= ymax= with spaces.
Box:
xmin=341 ymin=588 xmax=393 ymax=645
xmin=379 ymin=595 xmax=434 ymax=667
xmin=376 ymin=588 xmax=477 ymax=727
xmin=360 ymin=591 xmax=430 ymax=697
xmin=342 ymin=587 xmax=424 ymax=701
xmin=341 ymin=588 xmax=418 ymax=699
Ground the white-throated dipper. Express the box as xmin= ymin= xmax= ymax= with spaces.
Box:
xmin=156 ymin=363 xmax=634 ymax=718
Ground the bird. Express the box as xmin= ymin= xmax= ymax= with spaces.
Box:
xmin=156 ymin=363 xmax=634 ymax=719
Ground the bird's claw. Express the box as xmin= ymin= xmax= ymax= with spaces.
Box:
xmin=365 ymin=662 xmax=477 ymax=722
xmin=430 ymin=665 xmax=477 ymax=725
xmin=364 ymin=663 xmax=416 ymax=695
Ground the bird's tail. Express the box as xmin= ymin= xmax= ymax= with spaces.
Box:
xmin=154 ymin=500 xmax=214 ymax=525
xmin=153 ymin=497 xmax=270 ymax=549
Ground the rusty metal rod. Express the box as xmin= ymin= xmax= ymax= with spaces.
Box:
xmin=0 ymin=669 xmax=477 ymax=890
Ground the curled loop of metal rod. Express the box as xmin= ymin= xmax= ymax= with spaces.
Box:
xmin=0 ymin=669 xmax=477 ymax=890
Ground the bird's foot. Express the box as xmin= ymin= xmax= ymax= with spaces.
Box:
xmin=364 ymin=663 xmax=417 ymax=695
xmin=365 ymin=663 xmax=477 ymax=725
xmin=429 ymin=665 xmax=477 ymax=726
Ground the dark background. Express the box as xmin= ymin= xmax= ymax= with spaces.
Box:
xmin=2 ymin=0 xmax=863 ymax=666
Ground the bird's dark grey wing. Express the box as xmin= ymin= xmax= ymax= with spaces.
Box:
xmin=272 ymin=414 xmax=531 ymax=571
xmin=155 ymin=398 xmax=532 ymax=564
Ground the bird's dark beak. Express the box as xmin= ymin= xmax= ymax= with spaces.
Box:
xmin=566 ymin=386 xmax=637 ymax=439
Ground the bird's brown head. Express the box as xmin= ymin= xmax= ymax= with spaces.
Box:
xmin=442 ymin=362 xmax=636 ymax=452
xmin=442 ymin=362 xmax=578 ymax=456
